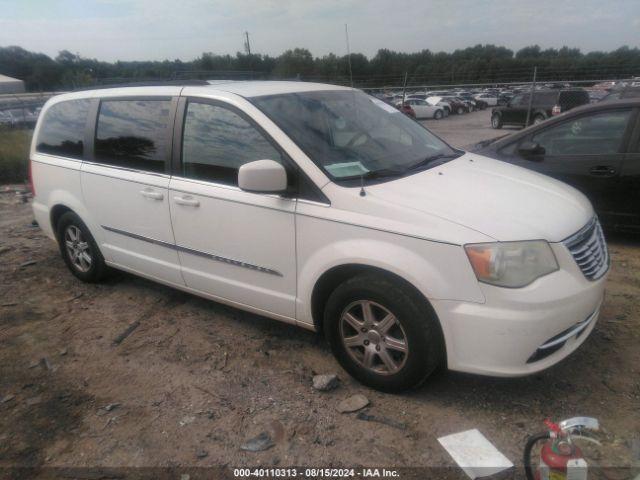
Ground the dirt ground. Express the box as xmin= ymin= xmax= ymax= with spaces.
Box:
xmin=0 ymin=113 xmax=639 ymax=477
xmin=420 ymin=108 xmax=519 ymax=149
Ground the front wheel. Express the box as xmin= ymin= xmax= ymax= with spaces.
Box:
xmin=324 ymin=275 xmax=444 ymax=392
xmin=434 ymin=109 xmax=443 ymax=120
xmin=456 ymin=106 xmax=465 ymax=115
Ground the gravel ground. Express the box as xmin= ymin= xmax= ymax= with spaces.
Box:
xmin=0 ymin=114 xmax=639 ymax=477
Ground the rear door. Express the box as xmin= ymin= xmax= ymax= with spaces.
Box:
xmin=168 ymin=96 xmax=297 ymax=319
xmin=506 ymin=107 xmax=635 ymax=220
xmin=81 ymin=91 xmax=184 ymax=285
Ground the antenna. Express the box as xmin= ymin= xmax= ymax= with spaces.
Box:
xmin=345 ymin=24 xmax=354 ymax=88
xmin=359 ymin=173 xmax=366 ymax=197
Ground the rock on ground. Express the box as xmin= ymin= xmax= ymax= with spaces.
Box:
xmin=312 ymin=374 xmax=340 ymax=391
xmin=337 ymin=394 xmax=370 ymax=413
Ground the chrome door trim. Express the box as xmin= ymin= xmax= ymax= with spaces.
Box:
xmin=101 ymin=225 xmax=283 ymax=277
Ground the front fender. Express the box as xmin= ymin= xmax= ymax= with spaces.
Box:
xmin=295 ymin=235 xmax=485 ymax=327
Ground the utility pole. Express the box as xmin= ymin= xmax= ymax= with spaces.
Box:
xmin=525 ymin=66 xmax=537 ymax=127
xmin=345 ymin=24 xmax=354 ymax=87
xmin=244 ymin=31 xmax=251 ymax=55
xmin=402 ymin=72 xmax=408 ymax=104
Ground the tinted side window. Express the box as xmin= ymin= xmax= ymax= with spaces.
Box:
xmin=95 ymin=99 xmax=171 ymax=173
xmin=558 ymin=90 xmax=590 ymax=109
xmin=181 ymin=101 xmax=284 ymax=186
xmin=511 ymin=94 xmax=528 ymax=106
xmin=36 ymin=99 xmax=91 ymax=159
xmin=531 ymin=109 xmax=632 ymax=155
xmin=533 ymin=91 xmax=557 ymax=105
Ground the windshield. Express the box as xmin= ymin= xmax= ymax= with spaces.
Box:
xmin=251 ymin=90 xmax=459 ymax=183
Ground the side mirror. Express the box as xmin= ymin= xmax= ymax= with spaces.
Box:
xmin=518 ymin=141 xmax=545 ymax=158
xmin=238 ymin=160 xmax=287 ymax=193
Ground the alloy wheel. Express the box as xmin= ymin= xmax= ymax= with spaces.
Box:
xmin=64 ymin=225 xmax=92 ymax=273
xmin=339 ymin=300 xmax=409 ymax=375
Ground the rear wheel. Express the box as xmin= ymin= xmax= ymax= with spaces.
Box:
xmin=456 ymin=106 xmax=465 ymax=115
xmin=491 ymin=113 xmax=503 ymax=129
xmin=56 ymin=212 xmax=108 ymax=283
xmin=324 ymin=274 xmax=444 ymax=392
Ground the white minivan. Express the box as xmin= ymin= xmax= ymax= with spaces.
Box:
xmin=30 ymin=81 xmax=608 ymax=392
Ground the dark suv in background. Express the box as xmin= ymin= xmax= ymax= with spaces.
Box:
xmin=476 ymin=98 xmax=640 ymax=231
xmin=491 ymin=89 xmax=590 ymax=129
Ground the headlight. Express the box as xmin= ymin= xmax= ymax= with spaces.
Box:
xmin=464 ymin=241 xmax=558 ymax=288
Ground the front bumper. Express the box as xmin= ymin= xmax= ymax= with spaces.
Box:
xmin=431 ymin=242 xmax=607 ymax=377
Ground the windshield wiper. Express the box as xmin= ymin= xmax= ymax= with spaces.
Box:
xmin=338 ymin=168 xmax=406 ymax=181
xmin=406 ymin=152 xmax=462 ymax=172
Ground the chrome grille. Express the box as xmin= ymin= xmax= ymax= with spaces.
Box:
xmin=563 ymin=217 xmax=609 ymax=280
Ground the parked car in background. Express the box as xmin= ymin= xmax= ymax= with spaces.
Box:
xmin=439 ymin=96 xmax=469 ymax=115
xmin=0 ymin=110 xmax=15 ymax=128
xmin=497 ymin=92 xmax=514 ymax=105
xmin=397 ymin=99 xmax=444 ymax=119
xmin=491 ymin=89 xmax=590 ymax=128
xmin=476 ymin=98 xmax=640 ymax=231
xmin=30 ymin=81 xmax=608 ymax=391
xmin=599 ymin=87 xmax=640 ymax=102
xmin=458 ymin=92 xmax=488 ymax=109
xmin=425 ymin=96 xmax=451 ymax=115
xmin=587 ymin=90 xmax=609 ymax=103
xmin=396 ymin=102 xmax=416 ymax=118
xmin=407 ymin=92 xmax=427 ymax=100
xmin=474 ymin=93 xmax=499 ymax=106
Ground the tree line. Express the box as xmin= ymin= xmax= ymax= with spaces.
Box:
xmin=1 ymin=44 xmax=639 ymax=92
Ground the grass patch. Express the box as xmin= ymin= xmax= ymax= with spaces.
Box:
xmin=0 ymin=128 xmax=32 ymax=184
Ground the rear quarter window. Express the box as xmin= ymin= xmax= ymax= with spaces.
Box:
xmin=36 ymin=99 xmax=91 ymax=159
xmin=559 ymin=90 xmax=590 ymax=109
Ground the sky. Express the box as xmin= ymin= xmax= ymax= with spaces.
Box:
xmin=0 ymin=0 xmax=639 ymax=61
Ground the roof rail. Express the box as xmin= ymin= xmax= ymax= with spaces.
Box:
xmin=73 ymin=79 xmax=211 ymax=91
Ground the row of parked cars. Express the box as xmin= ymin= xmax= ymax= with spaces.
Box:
xmin=0 ymin=106 xmax=41 ymax=128
xmin=377 ymin=82 xmax=640 ymax=128
xmin=378 ymin=84 xmax=572 ymax=120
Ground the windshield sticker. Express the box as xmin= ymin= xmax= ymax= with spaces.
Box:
xmin=325 ymin=161 xmax=369 ymax=177
xmin=370 ymin=97 xmax=399 ymax=114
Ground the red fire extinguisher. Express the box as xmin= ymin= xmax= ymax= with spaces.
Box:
xmin=524 ymin=417 xmax=600 ymax=480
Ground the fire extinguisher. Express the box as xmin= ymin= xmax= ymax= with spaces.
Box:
xmin=524 ymin=417 xmax=600 ymax=480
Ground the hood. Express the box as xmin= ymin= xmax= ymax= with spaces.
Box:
xmin=426 ymin=96 xmax=442 ymax=106
xmin=365 ymin=153 xmax=593 ymax=242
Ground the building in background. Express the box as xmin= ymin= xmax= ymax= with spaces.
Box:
xmin=0 ymin=74 xmax=26 ymax=94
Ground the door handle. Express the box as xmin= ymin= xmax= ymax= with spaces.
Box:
xmin=173 ymin=195 xmax=200 ymax=207
xmin=140 ymin=189 xmax=164 ymax=200
xmin=589 ymin=166 xmax=616 ymax=177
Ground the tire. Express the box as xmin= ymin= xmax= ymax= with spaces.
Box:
xmin=532 ymin=114 xmax=545 ymax=125
xmin=434 ymin=109 xmax=443 ymax=120
xmin=456 ymin=107 xmax=465 ymax=115
xmin=491 ymin=113 xmax=503 ymax=129
xmin=56 ymin=211 xmax=108 ymax=283
xmin=323 ymin=274 xmax=444 ymax=392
